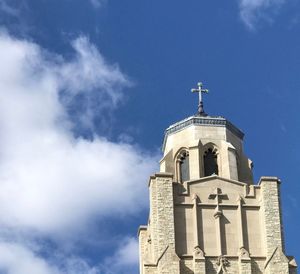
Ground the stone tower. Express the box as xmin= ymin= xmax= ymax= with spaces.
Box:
xmin=138 ymin=87 xmax=297 ymax=274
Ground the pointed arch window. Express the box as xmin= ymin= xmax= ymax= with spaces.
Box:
xmin=176 ymin=150 xmax=190 ymax=182
xmin=204 ymin=148 xmax=218 ymax=176
xmin=180 ymin=151 xmax=190 ymax=182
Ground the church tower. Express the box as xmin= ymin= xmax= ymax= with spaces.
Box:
xmin=138 ymin=82 xmax=297 ymax=274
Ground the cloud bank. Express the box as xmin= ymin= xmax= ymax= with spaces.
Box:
xmin=239 ymin=0 xmax=285 ymax=29
xmin=0 ymin=237 xmax=139 ymax=274
xmin=0 ymin=31 xmax=157 ymax=273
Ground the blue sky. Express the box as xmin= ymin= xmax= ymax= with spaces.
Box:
xmin=0 ymin=0 xmax=299 ymax=273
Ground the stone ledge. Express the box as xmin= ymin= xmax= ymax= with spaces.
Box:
xmin=138 ymin=225 xmax=148 ymax=237
xmin=148 ymin=172 xmax=174 ymax=186
xmin=258 ymin=176 xmax=281 ymax=185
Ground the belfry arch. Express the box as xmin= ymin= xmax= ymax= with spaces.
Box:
xmin=203 ymin=146 xmax=219 ymax=176
xmin=199 ymin=142 xmax=220 ymax=178
xmin=175 ymin=148 xmax=190 ymax=183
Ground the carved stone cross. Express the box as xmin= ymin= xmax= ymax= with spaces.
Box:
xmin=191 ymin=82 xmax=209 ymax=116
xmin=209 ymin=188 xmax=228 ymax=256
xmin=208 ymin=188 xmax=227 ymax=218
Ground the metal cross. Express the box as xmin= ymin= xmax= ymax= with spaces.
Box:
xmin=191 ymin=82 xmax=209 ymax=116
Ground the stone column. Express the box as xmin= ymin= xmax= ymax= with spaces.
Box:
xmin=192 ymin=194 xmax=205 ymax=273
xmin=236 ymin=195 xmax=245 ymax=249
xmin=259 ymin=177 xmax=289 ymax=274
xmin=193 ymin=252 xmax=206 ymax=274
xmin=209 ymin=188 xmax=227 ymax=256
xmin=138 ymin=226 xmax=148 ymax=274
xmin=149 ymin=173 xmax=180 ymax=273
xmin=189 ymin=146 xmax=200 ymax=180
xmin=214 ymin=210 xmax=222 ymax=256
xmin=236 ymin=196 xmax=251 ymax=273
xmin=228 ymin=147 xmax=238 ymax=181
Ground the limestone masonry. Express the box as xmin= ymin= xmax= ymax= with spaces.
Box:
xmin=138 ymin=114 xmax=297 ymax=274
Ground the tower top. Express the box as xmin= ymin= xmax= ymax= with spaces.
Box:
xmin=162 ymin=115 xmax=244 ymax=152
xmin=160 ymin=82 xmax=252 ymax=183
xmin=139 ymin=81 xmax=297 ymax=274
xmin=191 ymin=82 xmax=209 ymax=116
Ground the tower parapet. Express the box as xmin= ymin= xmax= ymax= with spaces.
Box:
xmin=160 ymin=115 xmax=253 ymax=184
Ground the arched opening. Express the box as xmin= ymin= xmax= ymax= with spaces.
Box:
xmin=177 ymin=150 xmax=190 ymax=182
xmin=204 ymin=148 xmax=218 ymax=176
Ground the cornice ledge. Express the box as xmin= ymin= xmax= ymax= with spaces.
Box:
xmin=137 ymin=225 xmax=148 ymax=237
xmin=148 ymin=172 xmax=174 ymax=186
xmin=258 ymin=176 xmax=281 ymax=185
xmin=187 ymin=175 xmax=247 ymax=187
xmin=162 ymin=115 xmax=244 ymax=152
xmin=177 ymin=176 xmax=248 ymax=197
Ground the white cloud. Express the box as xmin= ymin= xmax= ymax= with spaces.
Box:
xmin=96 ymin=237 xmax=139 ymax=274
xmin=0 ymin=31 xmax=157 ymax=235
xmin=109 ymin=237 xmax=139 ymax=266
xmin=239 ymin=0 xmax=285 ymax=30
xmin=0 ymin=0 xmax=103 ymax=13
xmin=89 ymin=0 xmax=105 ymax=8
xmin=60 ymin=36 xmax=127 ymax=102
xmin=0 ymin=241 xmax=107 ymax=274
xmin=0 ymin=30 xmax=157 ymax=272
xmin=0 ymin=0 xmax=19 ymax=16
xmin=0 ymin=238 xmax=140 ymax=274
xmin=0 ymin=242 xmax=59 ymax=274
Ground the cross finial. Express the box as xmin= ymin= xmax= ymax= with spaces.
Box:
xmin=191 ymin=82 xmax=209 ymax=116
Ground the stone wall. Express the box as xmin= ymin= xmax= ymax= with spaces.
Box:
xmin=260 ymin=177 xmax=290 ymax=274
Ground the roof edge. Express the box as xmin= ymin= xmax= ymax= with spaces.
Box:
xmin=162 ymin=115 xmax=244 ymax=152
